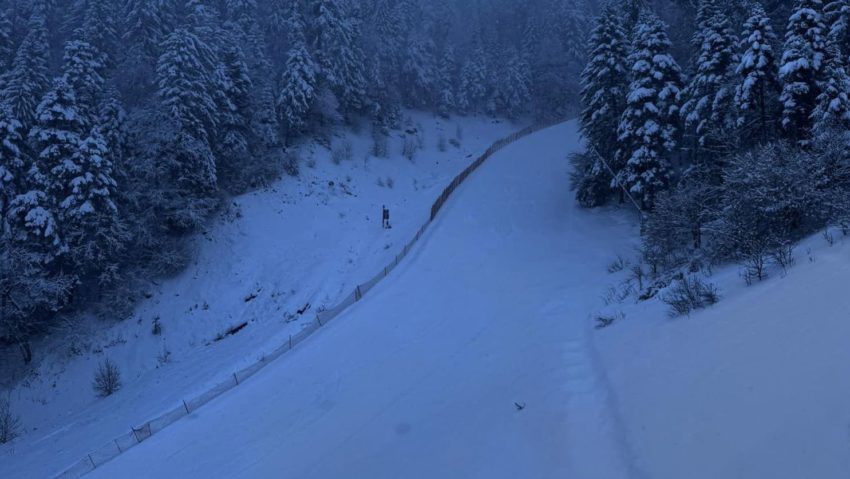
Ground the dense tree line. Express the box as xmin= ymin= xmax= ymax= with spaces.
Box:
xmin=575 ymin=0 xmax=850 ymax=279
xmin=0 ymin=0 xmax=595 ymax=361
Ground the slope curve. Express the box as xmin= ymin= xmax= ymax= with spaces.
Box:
xmin=86 ymin=121 xmax=640 ymax=479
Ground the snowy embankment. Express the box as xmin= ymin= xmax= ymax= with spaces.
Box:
xmin=0 ymin=113 xmax=517 ymax=479
xmin=76 ymin=120 xmax=641 ymax=479
xmin=595 ymin=229 xmax=850 ymax=478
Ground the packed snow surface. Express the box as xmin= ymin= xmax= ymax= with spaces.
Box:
xmin=6 ymin=119 xmax=850 ymax=479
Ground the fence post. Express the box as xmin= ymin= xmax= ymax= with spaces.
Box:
xmin=88 ymin=454 xmax=96 ymax=468
xmin=183 ymin=400 xmax=190 ymax=414
xmin=355 ymin=286 xmax=363 ymax=301
xmin=289 ymin=334 xmax=292 ymax=349
xmin=233 ymin=373 xmax=239 ymax=385
xmin=115 ymin=439 xmax=122 ymax=453
xmin=316 ymin=313 xmax=323 ymax=327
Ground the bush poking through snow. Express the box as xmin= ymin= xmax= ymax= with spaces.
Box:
xmin=93 ymin=359 xmax=123 ymax=397
xmin=663 ymin=275 xmax=719 ymax=317
xmin=0 ymin=398 xmax=21 ymax=443
xmin=402 ymin=136 xmax=419 ymax=161
xmin=437 ymin=135 xmax=447 ymax=152
xmin=332 ymin=140 xmax=353 ymax=165
xmin=371 ymin=126 xmax=388 ymax=158
xmin=283 ymin=151 xmax=300 ymax=177
xmin=595 ymin=311 xmax=625 ymax=329
xmin=152 ymin=316 xmax=162 ymax=336
xmin=607 ymin=255 xmax=628 ymax=273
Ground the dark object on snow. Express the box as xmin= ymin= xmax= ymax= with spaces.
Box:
xmin=297 ymin=303 xmax=311 ymax=315
xmin=514 ymin=402 xmax=526 ymax=411
xmin=215 ymin=322 xmax=249 ymax=341
xmin=382 ymin=205 xmax=391 ymax=229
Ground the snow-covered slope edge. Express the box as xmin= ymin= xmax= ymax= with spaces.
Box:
xmin=49 ymin=118 xmax=552 ymax=479
xmin=595 ymin=229 xmax=850 ymax=479
xmin=0 ymin=113 xmax=520 ymax=479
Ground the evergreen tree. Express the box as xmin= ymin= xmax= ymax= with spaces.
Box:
xmin=436 ymin=46 xmax=457 ymax=117
xmin=814 ymin=2 xmax=850 ymax=134
xmin=496 ymin=49 xmax=531 ymax=118
xmin=779 ymin=0 xmax=828 ymax=144
xmin=401 ymin=32 xmax=438 ymax=107
xmin=215 ymin=37 xmax=255 ymax=183
xmin=458 ymin=47 xmax=489 ymax=113
xmin=1 ymin=11 xmax=50 ymax=128
xmin=0 ymin=110 xmax=28 ymax=226
xmin=616 ymin=12 xmax=682 ymax=209
xmin=62 ymin=40 xmax=107 ymax=126
xmin=0 ymin=10 xmax=13 ymax=71
xmin=277 ymin=45 xmax=318 ymax=138
xmin=310 ymin=0 xmax=367 ymax=113
xmin=156 ymin=28 xmax=218 ymax=196
xmin=577 ymin=5 xmax=630 ymax=206
xmin=735 ymin=2 xmax=781 ymax=144
xmin=680 ymin=10 xmax=739 ymax=162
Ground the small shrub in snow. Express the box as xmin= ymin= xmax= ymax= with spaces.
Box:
xmin=770 ymin=243 xmax=795 ymax=274
xmin=402 ymin=136 xmax=419 ymax=161
xmin=93 ymin=359 xmax=122 ymax=397
xmin=386 ymin=177 xmax=394 ymax=189
xmin=0 ymin=398 xmax=21 ymax=444
xmin=152 ymin=316 xmax=162 ymax=336
xmin=331 ymin=140 xmax=353 ymax=165
xmin=449 ymin=138 xmax=461 ymax=148
xmin=823 ymin=229 xmax=835 ymax=246
xmin=371 ymin=126 xmax=388 ymax=158
xmin=283 ymin=151 xmax=300 ymax=177
xmin=663 ymin=275 xmax=719 ymax=317
xmin=607 ymin=255 xmax=628 ymax=273
xmin=594 ymin=311 xmax=625 ymax=329
xmin=437 ymin=135 xmax=447 ymax=152
xmin=741 ymin=252 xmax=768 ymax=285
xmin=629 ymin=264 xmax=646 ymax=291
xmin=157 ymin=346 xmax=171 ymax=366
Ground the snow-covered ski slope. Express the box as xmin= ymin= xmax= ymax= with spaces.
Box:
xmin=81 ymin=121 xmax=641 ymax=478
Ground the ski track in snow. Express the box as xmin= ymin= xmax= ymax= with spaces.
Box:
xmin=76 ymin=121 xmax=642 ymax=479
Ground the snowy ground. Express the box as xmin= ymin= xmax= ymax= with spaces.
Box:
xmin=76 ymin=121 xmax=641 ymax=479
xmin=5 ymin=119 xmax=850 ymax=479
xmin=0 ymin=112 xmax=518 ymax=479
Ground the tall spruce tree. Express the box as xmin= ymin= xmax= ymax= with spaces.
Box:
xmin=779 ymin=0 xmax=828 ymax=144
xmin=616 ymin=12 xmax=682 ymax=209
xmin=1 ymin=11 xmax=50 ymax=128
xmin=735 ymin=2 xmax=781 ymax=144
xmin=680 ymin=9 xmax=739 ymax=162
xmin=577 ymin=4 xmax=630 ymax=205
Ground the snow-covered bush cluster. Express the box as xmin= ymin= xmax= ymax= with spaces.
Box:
xmin=0 ymin=0 xmax=596 ymax=364
xmin=575 ymin=0 xmax=850 ymax=278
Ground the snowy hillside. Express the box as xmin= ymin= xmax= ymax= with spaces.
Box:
xmin=44 ymin=120 xmax=850 ymax=479
xmin=0 ymin=113 xmax=518 ymax=479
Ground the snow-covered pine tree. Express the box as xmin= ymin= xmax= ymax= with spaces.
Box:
xmin=458 ymin=47 xmax=489 ymax=113
xmin=76 ymin=0 xmax=119 ymax=64
xmin=310 ymin=0 xmax=367 ymax=113
xmin=0 ymin=109 xmax=28 ymax=227
xmin=156 ymin=28 xmax=218 ymax=196
xmin=616 ymin=11 xmax=682 ymax=210
xmin=680 ymin=9 xmax=739 ymax=163
xmin=496 ymin=48 xmax=531 ymax=118
xmin=0 ymin=10 xmax=13 ymax=71
xmin=277 ymin=4 xmax=318 ymax=139
xmin=11 ymin=77 xmax=86 ymax=264
xmin=59 ymin=128 xmax=123 ymax=276
xmin=824 ymin=0 xmax=850 ymax=54
xmin=1 ymin=11 xmax=50 ymax=128
xmin=577 ymin=4 xmax=630 ymax=206
xmin=123 ymin=0 xmax=170 ymax=62
xmin=214 ymin=37 xmax=255 ymax=185
xmin=62 ymin=40 xmax=106 ymax=127
xmin=436 ymin=46 xmax=457 ymax=117
xmin=814 ymin=0 xmax=850 ymax=134
xmin=401 ymin=32 xmax=438 ymax=108
xmin=779 ymin=0 xmax=828 ymax=145
xmin=735 ymin=2 xmax=781 ymax=145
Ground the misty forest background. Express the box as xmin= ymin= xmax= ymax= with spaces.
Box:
xmin=1 ymin=0 xmax=843 ymax=362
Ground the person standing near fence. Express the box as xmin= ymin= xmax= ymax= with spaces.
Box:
xmin=382 ymin=205 xmax=391 ymax=229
